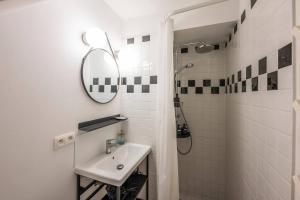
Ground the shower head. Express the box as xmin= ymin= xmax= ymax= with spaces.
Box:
xmin=194 ymin=43 xmax=214 ymax=54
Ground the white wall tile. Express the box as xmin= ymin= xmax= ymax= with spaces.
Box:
xmin=225 ymin=0 xmax=293 ymax=200
xmin=177 ymin=49 xmax=226 ymax=199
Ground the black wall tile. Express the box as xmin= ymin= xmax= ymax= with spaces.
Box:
xmin=99 ymin=85 xmax=104 ymax=92
xmin=241 ymin=10 xmax=246 ymax=24
xmin=234 ymin=83 xmax=238 ymax=93
xmin=232 ymin=74 xmax=235 ymax=84
xmin=259 ymin=57 xmax=267 ymax=75
xmin=220 ymin=79 xmax=226 ymax=86
xmin=238 ymin=71 xmax=242 ymax=82
xmin=195 ymin=87 xmax=203 ymax=94
xmin=181 ymin=48 xmax=188 ymax=54
xmin=278 ymin=43 xmax=292 ymax=69
xmin=234 ymin=23 xmax=238 ymax=34
xmin=105 ymin=77 xmax=111 ymax=85
xmin=227 ymin=77 xmax=230 ymax=85
xmin=177 ymin=80 xmax=181 ymax=87
xmin=188 ymin=80 xmax=195 ymax=87
xmin=229 ymin=34 xmax=232 ymax=42
xmin=203 ymin=80 xmax=211 ymax=87
xmin=93 ymin=78 xmax=99 ymax=85
xmin=111 ymin=85 xmax=117 ymax=93
xmin=121 ymin=77 xmax=127 ymax=85
xmin=134 ymin=76 xmax=141 ymax=84
xmin=181 ymin=87 xmax=188 ymax=94
xmin=214 ymin=44 xmax=220 ymax=50
xmin=89 ymin=85 xmax=93 ymax=92
xmin=252 ymin=77 xmax=258 ymax=91
xmin=242 ymin=80 xmax=246 ymax=92
xmin=127 ymin=38 xmax=134 ymax=44
xmin=246 ymin=65 xmax=252 ymax=79
xmin=267 ymin=71 xmax=278 ymax=90
xmin=150 ymin=76 xmax=158 ymax=84
xmin=251 ymin=0 xmax=258 ymax=8
xmin=142 ymin=35 xmax=150 ymax=42
xmin=211 ymin=87 xmax=220 ymax=94
xmin=225 ymin=42 xmax=228 ymax=48
xmin=127 ymin=85 xmax=134 ymax=93
xmin=142 ymin=85 xmax=150 ymax=93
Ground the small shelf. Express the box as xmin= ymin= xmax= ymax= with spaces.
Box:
xmin=177 ymin=134 xmax=191 ymax=138
xmin=177 ymin=131 xmax=191 ymax=138
xmin=102 ymin=174 xmax=148 ymax=200
xmin=78 ymin=114 xmax=127 ymax=133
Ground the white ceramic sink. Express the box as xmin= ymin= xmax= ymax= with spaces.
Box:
xmin=75 ymin=143 xmax=151 ymax=186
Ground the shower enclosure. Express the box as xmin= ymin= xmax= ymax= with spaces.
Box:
xmin=174 ymin=42 xmax=215 ymax=155
xmin=174 ymin=23 xmax=229 ymax=200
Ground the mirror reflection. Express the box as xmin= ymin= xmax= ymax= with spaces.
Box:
xmin=81 ymin=48 xmax=120 ymax=103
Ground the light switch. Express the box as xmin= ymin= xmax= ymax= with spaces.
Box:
xmin=293 ymin=100 xmax=300 ymax=111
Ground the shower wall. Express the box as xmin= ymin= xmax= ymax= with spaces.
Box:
xmin=225 ymin=0 xmax=293 ymax=200
xmin=176 ymin=48 xmax=226 ymax=200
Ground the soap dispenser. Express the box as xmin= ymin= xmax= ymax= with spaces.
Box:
xmin=117 ymin=130 xmax=125 ymax=145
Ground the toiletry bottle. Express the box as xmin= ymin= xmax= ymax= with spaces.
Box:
xmin=117 ymin=130 xmax=125 ymax=145
xmin=177 ymin=124 xmax=182 ymax=137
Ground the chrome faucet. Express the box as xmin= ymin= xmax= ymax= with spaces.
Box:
xmin=106 ymin=139 xmax=117 ymax=154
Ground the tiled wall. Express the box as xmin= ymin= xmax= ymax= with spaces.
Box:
xmin=176 ymin=48 xmax=226 ymax=200
xmin=119 ymin=33 xmax=158 ymax=200
xmin=225 ymin=0 xmax=293 ymax=200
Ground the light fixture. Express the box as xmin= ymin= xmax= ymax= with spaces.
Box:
xmin=82 ymin=28 xmax=107 ymax=48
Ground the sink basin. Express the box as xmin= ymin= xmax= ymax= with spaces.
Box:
xmin=75 ymin=143 xmax=151 ymax=186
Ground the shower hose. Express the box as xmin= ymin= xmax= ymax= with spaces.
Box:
xmin=177 ymin=101 xmax=193 ymax=155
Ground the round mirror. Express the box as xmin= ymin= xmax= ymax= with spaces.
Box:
xmin=81 ymin=48 xmax=120 ymax=104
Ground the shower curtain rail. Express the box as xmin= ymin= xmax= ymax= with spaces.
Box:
xmin=167 ymin=0 xmax=228 ymax=19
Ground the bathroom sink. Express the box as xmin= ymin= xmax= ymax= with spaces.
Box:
xmin=75 ymin=143 xmax=151 ymax=186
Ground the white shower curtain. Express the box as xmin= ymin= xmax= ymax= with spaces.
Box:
xmin=156 ymin=18 xmax=179 ymax=200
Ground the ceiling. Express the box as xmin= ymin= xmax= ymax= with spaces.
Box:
xmin=104 ymin=0 xmax=209 ymax=20
xmin=174 ymin=21 xmax=236 ymax=46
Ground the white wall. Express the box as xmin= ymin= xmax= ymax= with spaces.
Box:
xmin=0 ymin=0 xmax=122 ymax=199
xmin=225 ymin=0 xmax=293 ymax=200
xmin=173 ymin=0 xmax=238 ymax=31
xmin=176 ymin=48 xmax=226 ymax=200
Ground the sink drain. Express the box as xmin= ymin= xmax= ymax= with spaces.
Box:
xmin=117 ymin=164 xmax=124 ymax=170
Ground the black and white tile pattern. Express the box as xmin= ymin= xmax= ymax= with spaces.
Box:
xmin=225 ymin=42 xmax=292 ymax=94
xmin=90 ymin=75 xmax=158 ymax=94
xmin=177 ymin=79 xmax=226 ymax=95
xmin=90 ymin=77 xmax=119 ymax=94
xmin=126 ymin=35 xmax=151 ymax=45
xmin=121 ymin=75 xmax=158 ymax=93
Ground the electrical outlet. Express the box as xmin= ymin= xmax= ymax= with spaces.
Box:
xmin=53 ymin=132 xmax=75 ymax=150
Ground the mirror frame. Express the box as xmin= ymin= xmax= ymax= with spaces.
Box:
xmin=81 ymin=47 xmax=120 ymax=104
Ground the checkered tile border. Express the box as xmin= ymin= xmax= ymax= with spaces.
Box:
xmin=89 ymin=77 xmax=119 ymax=93
xmin=89 ymin=75 xmax=158 ymax=94
xmin=177 ymin=42 xmax=292 ymax=95
xmin=226 ymin=43 xmax=292 ymax=94
xmin=177 ymin=79 xmax=226 ymax=95
xmin=121 ymin=75 xmax=158 ymax=93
